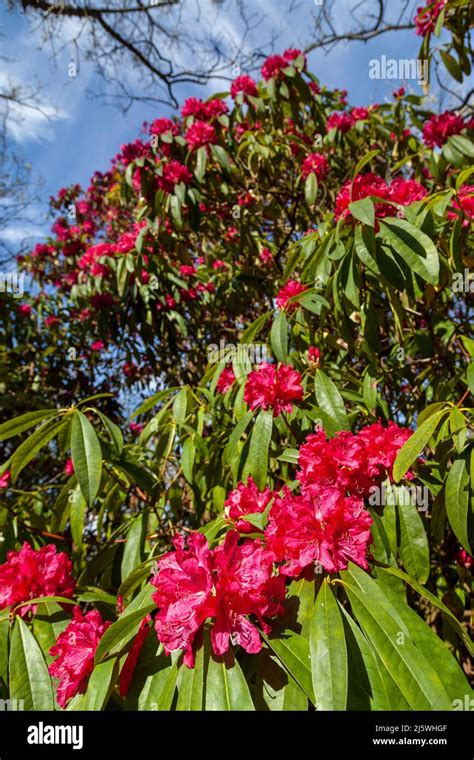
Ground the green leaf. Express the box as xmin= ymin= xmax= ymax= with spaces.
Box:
xmin=121 ymin=513 xmax=146 ymax=582
xmin=0 ymin=409 xmax=57 ymax=442
xmin=342 ymin=564 xmax=452 ymax=710
xmin=205 ymin=650 xmax=254 ymax=711
xmin=69 ymin=484 xmax=87 ymax=551
xmin=314 ymin=369 xmax=349 ymax=431
xmin=244 ymin=409 xmax=273 ymax=489
xmin=176 ymin=644 xmax=205 ymax=710
xmin=353 ymin=149 xmax=379 ymax=179
xmin=392 ymin=410 xmax=445 ymax=482
xmin=83 ymin=657 xmax=118 ymax=711
xmin=195 ymin=146 xmax=207 ymax=182
xmin=379 ymin=218 xmax=439 ymax=285
xmin=71 ymin=411 xmax=103 ymax=505
xmin=95 ymin=600 xmax=155 ymax=663
xmin=310 ymin=579 xmax=347 ymax=710
xmin=397 ymin=494 xmax=430 ymax=583
xmin=96 ymin=411 xmax=124 ymax=456
xmin=270 ymin=310 xmax=288 ymax=363
xmin=445 ymin=458 xmax=471 ymax=553
xmin=349 ymin=197 xmax=375 ymax=227
xmin=304 ymin=172 xmax=317 ymax=205
xmin=11 ymin=417 xmax=68 ymax=483
xmin=172 ymin=388 xmax=188 ymax=424
xmin=9 ymin=617 xmax=54 ymax=710
xmin=379 ymin=566 xmax=473 ymax=655
xmin=263 ymin=631 xmax=315 ymax=704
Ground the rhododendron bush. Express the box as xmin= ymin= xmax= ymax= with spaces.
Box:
xmin=0 ymin=24 xmax=473 ymax=712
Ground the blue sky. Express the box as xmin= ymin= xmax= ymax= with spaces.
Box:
xmin=1 ymin=0 xmax=444 ymax=248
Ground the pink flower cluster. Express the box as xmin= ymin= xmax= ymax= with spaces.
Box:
xmin=265 ymin=421 xmax=411 ymax=576
xmin=224 ymin=476 xmax=274 ymax=533
xmin=244 ymin=362 xmax=303 ymax=417
xmin=422 ymin=111 xmax=466 ymax=148
xmin=261 ymin=49 xmax=305 ymax=81
xmin=151 ymin=531 xmax=286 ymax=667
xmin=276 ymin=280 xmax=308 ymax=311
xmin=335 ymin=173 xmax=427 ymax=221
xmin=49 ymin=607 xmax=110 ymax=707
xmin=301 ymin=152 xmax=329 ymax=180
xmin=0 ymin=542 xmax=76 ymax=617
xmin=414 ymin=0 xmax=447 ymax=36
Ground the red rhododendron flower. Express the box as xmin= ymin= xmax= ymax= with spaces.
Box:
xmin=334 ymin=172 xmax=392 ymax=221
xmin=259 ymin=247 xmax=273 ymax=264
xmin=244 ymin=363 xmax=303 ymax=417
xmin=275 ymin=280 xmax=308 ymax=311
xmin=0 ymin=470 xmax=11 ymax=489
xmin=422 ymin=111 xmax=465 ymax=148
xmin=261 ymin=54 xmax=288 ymax=81
xmin=298 ymin=422 xmax=412 ymax=500
xmin=151 ymin=532 xmax=285 ymax=667
xmin=64 ymin=458 xmax=75 ymax=477
xmin=456 ymin=549 xmax=473 ymax=569
xmin=91 ymin=340 xmax=105 ymax=351
xmin=326 ymin=112 xmax=354 ymax=133
xmin=265 ymin=486 xmax=373 ymax=576
xmin=216 ymin=365 xmax=236 ymax=394
xmin=447 ymin=185 xmax=474 ymax=225
xmin=301 ymin=152 xmax=329 ymax=180
xmin=181 ymin=97 xmax=205 ymax=118
xmin=230 ymin=75 xmax=258 ymax=100
xmin=158 ymin=160 xmax=192 ymax=193
xmin=351 ymin=107 xmax=370 ymax=122
xmin=44 ymin=315 xmax=60 ymax=328
xmin=389 ymin=178 xmax=427 ymax=205
xmin=308 ymin=346 xmax=320 ymax=364
xmin=415 ymin=0 xmax=447 ymax=36
xmin=17 ymin=303 xmax=32 ymax=316
xmin=150 ymin=118 xmax=180 ymax=137
xmin=185 ymin=121 xmax=216 ymax=150
xmin=283 ymin=48 xmax=306 ymax=68
xmin=0 ymin=542 xmax=75 ymax=617
xmin=49 ymin=607 xmax=111 ymax=707
xmin=224 ymin=476 xmax=274 ymax=533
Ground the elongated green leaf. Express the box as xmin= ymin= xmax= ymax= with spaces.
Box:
xmin=393 ymin=410 xmax=445 ymax=482
xmin=379 ymin=566 xmax=473 ymax=655
xmin=263 ymin=632 xmax=315 ymax=704
xmin=96 ymin=411 xmax=124 ymax=456
xmin=69 ymin=484 xmax=87 ymax=551
xmin=245 ymin=409 xmax=273 ymax=488
xmin=11 ymin=418 xmax=68 ymax=483
xmin=205 ymin=650 xmax=254 ymax=711
xmin=95 ymin=602 xmax=155 ymax=663
xmin=270 ymin=310 xmax=288 ymax=364
xmin=84 ymin=657 xmax=118 ymax=711
xmin=0 ymin=409 xmax=57 ymax=442
xmin=396 ymin=495 xmax=430 ymax=583
xmin=121 ymin=513 xmax=146 ymax=582
xmin=9 ymin=617 xmax=54 ymax=710
xmin=176 ymin=644 xmax=205 ymax=710
xmin=342 ymin=564 xmax=452 ymax=710
xmin=305 ymin=171 xmax=317 ymax=205
xmin=310 ymin=579 xmax=347 ymax=710
xmin=314 ymin=369 xmax=349 ymax=430
xmin=445 ymin=458 xmax=471 ymax=552
xmin=379 ymin=218 xmax=439 ymax=285
xmin=129 ymin=387 xmax=180 ymax=419
xmin=71 ymin=411 xmax=102 ymax=505
xmin=195 ymin=145 xmax=207 ymax=182
xmin=349 ymin=197 xmax=375 ymax=227
xmin=223 ymin=410 xmax=254 ymax=467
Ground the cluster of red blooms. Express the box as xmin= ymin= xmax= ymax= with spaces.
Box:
xmin=0 ymin=542 xmax=75 ymax=618
xmin=447 ymin=185 xmax=474 ymax=225
xmin=243 ymin=363 xmax=303 ymax=417
xmin=422 ymin=111 xmax=472 ymax=148
xmin=261 ymin=49 xmax=306 ymax=81
xmin=414 ymin=0 xmax=447 ymax=36
xmin=150 ymin=532 xmax=286 ymax=667
xmin=334 ymin=172 xmax=427 ymax=221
